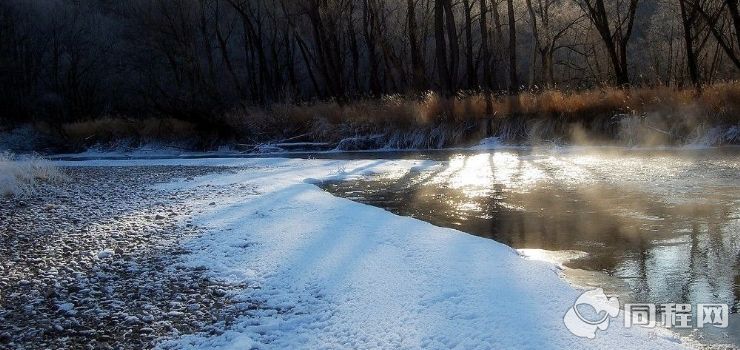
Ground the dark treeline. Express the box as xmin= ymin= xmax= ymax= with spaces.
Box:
xmin=1 ymin=0 xmax=738 ymax=128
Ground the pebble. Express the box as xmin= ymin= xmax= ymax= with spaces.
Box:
xmin=124 ymin=316 xmax=140 ymax=325
xmin=0 ymin=166 xmax=254 ymax=349
xmin=97 ymin=249 xmax=115 ymax=259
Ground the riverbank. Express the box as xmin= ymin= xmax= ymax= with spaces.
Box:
xmin=36 ymin=157 xmax=689 ymax=349
xmin=3 ymin=84 xmax=739 ymax=154
xmin=0 ymin=166 xmax=254 ymax=348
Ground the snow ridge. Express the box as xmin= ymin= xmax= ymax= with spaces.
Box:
xmin=121 ymin=158 xmax=687 ymax=349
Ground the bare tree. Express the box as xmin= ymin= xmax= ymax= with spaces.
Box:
xmin=695 ymin=0 xmax=740 ymax=70
xmin=434 ymin=0 xmax=458 ymax=94
xmin=407 ymin=0 xmax=427 ymax=91
xmin=526 ymin=0 xmax=584 ymax=87
xmin=678 ymin=0 xmax=701 ymax=88
xmin=2 ymin=0 xmax=740 ymax=128
xmin=577 ymin=0 xmax=640 ymax=85
xmin=479 ymin=0 xmax=494 ymax=89
xmin=506 ymin=0 xmax=519 ymax=93
xmin=363 ymin=0 xmax=382 ymax=96
xmin=463 ymin=0 xmax=477 ymax=88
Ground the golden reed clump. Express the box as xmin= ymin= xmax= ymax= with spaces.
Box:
xmin=257 ymin=82 xmax=740 ymax=128
xmin=60 ymin=82 xmax=740 ymax=147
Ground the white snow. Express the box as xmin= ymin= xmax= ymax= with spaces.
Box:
xmin=56 ymin=157 xmax=688 ymax=349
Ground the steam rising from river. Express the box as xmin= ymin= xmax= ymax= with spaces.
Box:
xmin=322 ymin=148 xmax=740 ymax=318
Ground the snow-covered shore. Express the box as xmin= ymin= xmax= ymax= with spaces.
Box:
xmin=55 ymin=157 xmax=687 ymax=349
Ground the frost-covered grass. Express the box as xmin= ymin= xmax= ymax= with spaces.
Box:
xmin=0 ymin=153 xmax=66 ymax=196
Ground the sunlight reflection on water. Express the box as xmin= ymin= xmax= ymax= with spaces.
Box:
xmin=321 ymin=147 xmax=740 ymax=346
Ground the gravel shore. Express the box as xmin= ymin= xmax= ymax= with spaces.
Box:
xmin=0 ymin=166 xmax=257 ymax=349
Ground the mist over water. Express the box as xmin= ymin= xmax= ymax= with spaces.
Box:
xmin=320 ymin=147 xmax=740 ymax=346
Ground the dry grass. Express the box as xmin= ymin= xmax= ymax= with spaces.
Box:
xmin=227 ymin=82 xmax=739 ymax=132
xmin=0 ymin=153 xmax=66 ymax=196
xmin=62 ymin=117 xmax=199 ymax=148
xmin=53 ymin=83 xmax=740 ymax=149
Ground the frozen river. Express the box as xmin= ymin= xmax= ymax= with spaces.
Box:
xmin=320 ymin=147 xmax=740 ymax=346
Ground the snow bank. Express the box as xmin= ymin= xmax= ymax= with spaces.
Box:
xmin=57 ymin=157 xmax=686 ymax=349
xmin=0 ymin=153 xmax=65 ymax=196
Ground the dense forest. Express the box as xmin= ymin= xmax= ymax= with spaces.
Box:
xmin=1 ymin=0 xmax=739 ymax=149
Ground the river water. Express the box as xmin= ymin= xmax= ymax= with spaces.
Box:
xmin=319 ymin=147 xmax=740 ymax=347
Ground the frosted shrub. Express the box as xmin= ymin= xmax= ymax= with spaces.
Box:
xmin=0 ymin=153 xmax=66 ymax=196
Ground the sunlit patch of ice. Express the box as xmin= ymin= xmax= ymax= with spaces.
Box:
xmin=518 ymin=249 xmax=589 ymax=268
xmin=615 ymin=210 xmax=666 ymax=221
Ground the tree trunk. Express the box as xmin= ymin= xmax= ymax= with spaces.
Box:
xmin=463 ymin=0 xmax=477 ymax=88
xmin=506 ymin=0 xmax=518 ymax=93
xmin=544 ymin=49 xmax=554 ymax=87
xmin=479 ymin=0 xmax=492 ymax=89
xmin=618 ymin=41 xmax=629 ymax=85
xmin=407 ymin=0 xmax=426 ymax=91
xmin=213 ymin=6 xmax=245 ymax=99
xmin=434 ymin=0 xmax=452 ymax=94
xmin=363 ymin=0 xmax=381 ymax=96
xmin=443 ymin=0 xmax=459 ymax=92
xmin=525 ymin=0 xmax=538 ymax=87
xmin=491 ymin=0 xmax=504 ymax=89
xmin=679 ymin=0 xmax=700 ymax=89
xmin=348 ymin=2 xmax=360 ymax=94
xmin=581 ymin=0 xmax=635 ymax=85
